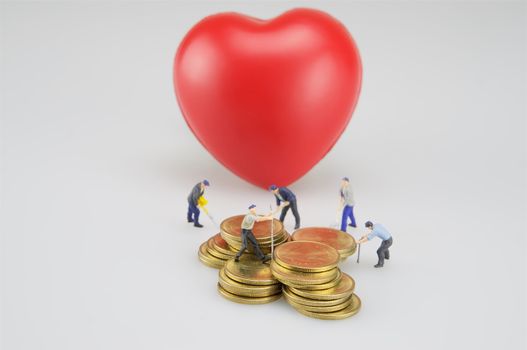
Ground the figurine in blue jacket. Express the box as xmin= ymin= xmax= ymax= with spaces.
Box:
xmin=187 ymin=179 xmax=209 ymax=228
xmin=269 ymin=185 xmax=300 ymax=229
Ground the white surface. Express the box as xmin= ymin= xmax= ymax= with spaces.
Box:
xmin=1 ymin=1 xmax=526 ymax=350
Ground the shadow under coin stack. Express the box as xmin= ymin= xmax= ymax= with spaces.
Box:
xmin=271 ymin=241 xmax=361 ymax=320
xmin=291 ymin=227 xmax=357 ymax=261
xmin=217 ymin=255 xmax=282 ymax=304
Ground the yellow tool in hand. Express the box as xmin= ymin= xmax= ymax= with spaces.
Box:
xmin=198 ymin=196 xmax=217 ymax=227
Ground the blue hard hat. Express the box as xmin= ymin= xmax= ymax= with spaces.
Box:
xmin=365 ymin=221 xmax=373 ymax=228
xmin=203 ymin=179 xmax=210 ymax=186
xmin=342 ymin=177 xmax=350 ymax=182
xmin=269 ymin=185 xmax=278 ymax=191
xmin=248 ymin=204 xmax=256 ymax=210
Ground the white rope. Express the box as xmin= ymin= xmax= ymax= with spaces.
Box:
xmin=270 ymin=204 xmax=274 ymax=260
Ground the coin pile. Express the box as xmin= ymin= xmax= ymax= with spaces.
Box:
xmin=217 ymin=255 xmax=282 ymax=304
xmin=291 ymin=227 xmax=357 ymax=261
xmin=270 ymin=241 xmax=361 ymax=320
xmin=198 ymin=215 xmax=290 ymax=269
xmin=198 ymin=233 xmax=236 ymax=269
xmin=220 ymin=215 xmax=289 ymax=254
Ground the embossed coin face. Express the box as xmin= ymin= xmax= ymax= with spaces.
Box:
xmin=274 ymin=241 xmax=340 ymax=272
xmin=224 ymin=255 xmax=279 ymax=286
xmin=292 ymin=227 xmax=356 ymax=255
xmin=221 ymin=215 xmax=283 ymax=240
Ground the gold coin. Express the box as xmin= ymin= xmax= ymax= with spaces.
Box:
xmin=288 ymin=273 xmax=355 ymax=301
xmin=284 ymin=293 xmax=353 ymax=313
xmin=270 ymin=260 xmax=339 ymax=285
xmin=221 ymin=215 xmax=283 ymax=241
xmin=207 ymin=237 xmax=236 ymax=260
xmin=274 ymin=241 xmax=340 ymax=273
xmin=198 ymin=241 xmax=226 ymax=269
xmin=282 ymin=287 xmax=351 ymax=307
xmin=224 ymin=229 xmax=287 ymax=248
xmin=210 ymin=233 xmax=236 ymax=255
xmin=281 ymin=270 xmax=343 ymax=290
xmin=292 ymin=227 xmax=357 ymax=258
xmin=224 ymin=255 xmax=279 ymax=286
xmin=218 ymin=268 xmax=281 ymax=297
xmin=291 ymin=294 xmax=361 ymax=320
xmin=217 ymin=284 xmax=281 ymax=304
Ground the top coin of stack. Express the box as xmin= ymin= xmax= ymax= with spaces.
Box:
xmin=220 ymin=215 xmax=289 ymax=254
xmin=291 ymin=227 xmax=357 ymax=261
xmin=271 ymin=241 xmax=361 ymax=320
xmin=217 ymin=255 xmax=282 ymax=304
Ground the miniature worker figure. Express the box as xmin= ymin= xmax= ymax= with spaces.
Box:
xmin=340 ymin=177 xmax=357 ymax=231
xmin=356 ymin=221 xmax=393 ymax=268
xmin=187 ymin=179 xmax=210 ymax=228
xmin=269 ymin=185 xmax=300 ymax=230
xmin=234 ymin=204 xmax=276 ymax=263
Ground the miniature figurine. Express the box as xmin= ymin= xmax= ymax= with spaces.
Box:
xmin=356 ymin=221 xmax=393 ymax=268
xmin=234 ymin=204 xmax=275 ymax=263
xmin=269 ymin=185 xmax=300 ymax=229
xmin=187 ymin=179 xmax=210 ymax=228
xmin=339 ymin=177 xmax=356 ymax=231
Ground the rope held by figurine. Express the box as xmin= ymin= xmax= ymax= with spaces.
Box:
xmin=270 ymin=204 xmax=274 ymax=260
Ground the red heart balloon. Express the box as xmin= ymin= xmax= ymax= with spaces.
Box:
xmin=173 ymin=8 xmax=362 ymax=188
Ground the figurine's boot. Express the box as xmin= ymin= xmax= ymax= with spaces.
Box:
xmin=194 ymin=222 xmax=203 ymax=228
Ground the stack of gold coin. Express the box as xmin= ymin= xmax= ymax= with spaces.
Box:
xmin=291 ymin=227 xmax=357 ymax=261
xmin=271 ymin=241 xmax=361 ymax=319
xmin=198 ymin=233 xmax=239 ymax=269
xmin=217 ymin=255 xmax=282 ymax=304
xmin=220 ymin=215 xmax=289 ymax=254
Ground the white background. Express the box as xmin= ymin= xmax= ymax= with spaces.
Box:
xmin=1 ymin=1 xmax=526 ymax=349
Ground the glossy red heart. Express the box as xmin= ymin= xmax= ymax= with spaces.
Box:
xmin=173 ymin=8 xmax=362 ymax=188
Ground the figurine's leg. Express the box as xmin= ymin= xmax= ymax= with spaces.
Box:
xmin=383 ymin=237 xmax=393 ymax=260
xmin=235 ymin=230 xmax=248 ymax=261
xmin=349 ymin=205 xmax=357 ymax=228
xmin=246 ymin=231 xmax=265 ymax=260
xmin=376 ymin=243 xmax=385 ymax=266
xmin=187 ymin=202 xmax=193 ymax=222
xmin=340 ymin=206 xmax=350 ymax=232
xmin=290 ymin=200 xmax=300 ymax=229
xmin=279 ymin=206 xmax=289 ymax=222
xmin=192 ymin=205 xmax=202 ymax=227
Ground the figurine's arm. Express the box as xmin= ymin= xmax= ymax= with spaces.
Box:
xmin=357 ymin=233 xmax=372 ymax=244
xmin=256 ymin=215 xmax=273 ymax=222
xmin=356 ymin=236 xmax=368 ymax=244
